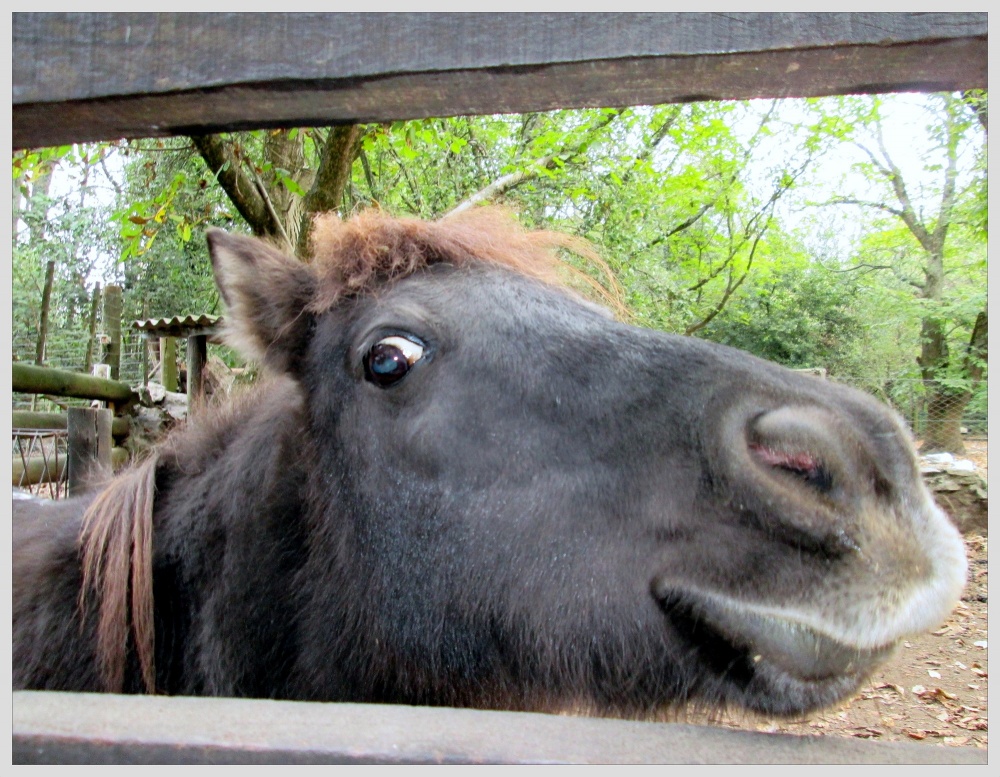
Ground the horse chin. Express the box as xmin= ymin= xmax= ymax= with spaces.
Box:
xmin=656 ymin=589 xmax=897 ymax=716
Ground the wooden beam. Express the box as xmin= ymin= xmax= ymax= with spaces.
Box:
xmin=13 ymin=13 xmax=987 ymax=149
xmin=12 ymin=691 xmax=986 ymax=765
xmin=12 ymin=411 xmax=130 ymax=438
xmin=13 ymin=362 xmax=136 ymax=405
xmin=160 ymin=337 xmax=178 ymax=392
xmin=186 ymin=334 xmax=208 ymax=412
xmin=14 ymin=447 xmax=128 ymax=487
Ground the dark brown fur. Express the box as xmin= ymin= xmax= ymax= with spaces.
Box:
xmin=15 ymin=209 xmax=966 ymax=718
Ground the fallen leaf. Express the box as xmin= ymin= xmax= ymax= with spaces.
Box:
xmin=954 ymin=719 xmax=989 ymax=732
xmin=913 ymin=687 xmax=958 ymax=703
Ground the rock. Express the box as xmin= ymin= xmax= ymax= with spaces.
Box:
xmin=923 ymin=466 xmax=988 ymax=536
xmin=162 ymin=391 xmax=189 ymax=421
xmin=147 ymin=382 xmax=168 ymax=404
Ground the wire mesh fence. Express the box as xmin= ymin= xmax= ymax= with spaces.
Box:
xmin=12 ymin=428 xmax=69 ymax=499
xmin=835 ymin=376 xmax=988 ymax=442
xmin=12 ymin=330 xmax=188 ymax=412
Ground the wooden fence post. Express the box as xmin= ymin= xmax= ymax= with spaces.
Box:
xmin=102 ymin=284 xmax=123 ymax=380
xmin=67 ymin=407 xmax=113 ymax=496
xmin=83 ymin=283 xmax=101 ymax=374
xmin=160 ymin=337 xmax=178 ymax=391
xmin=186 ymin=334 xmax=208 ymax=411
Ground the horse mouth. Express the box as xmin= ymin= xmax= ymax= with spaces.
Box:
xmin=657 ymin=590 xmax=896 ymax=709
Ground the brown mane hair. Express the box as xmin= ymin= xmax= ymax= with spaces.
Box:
xmin=76 ymin=207 xmax=625 ymax=694
xmin=306 ymin=207 xmax=626 ymax=318
xmin=78 ymin=452 xmax=158 ymax=693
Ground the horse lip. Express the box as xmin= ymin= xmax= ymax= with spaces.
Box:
xmin=658 ymin=589 xmax=895 ymax=683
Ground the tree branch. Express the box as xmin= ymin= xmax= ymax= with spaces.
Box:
xmin=443 ymin=110 xmax=623 ymax=219
xmin=358 ymin=145 xmax=379 ymax=204
xmin=444 ymin=157 xmax=556 ymax=218
xmin=190 ymin=133 xmax=283 ymax=241
xmin=296 ymin=124 xmax=364 ymax=258
xmin=819 ymin=196 xmax=908 ymax=220
xmin=872 ymin=125 xmax=935 ymax=251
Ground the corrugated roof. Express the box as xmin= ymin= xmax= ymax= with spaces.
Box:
xmin=131 ymin=314 xmax=223 ymax=338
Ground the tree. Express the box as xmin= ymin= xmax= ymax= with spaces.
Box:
xmin=820 ymin=93 xmax=987 ymax=453
xmin=15 ymin=94 xmax=983 ymax=446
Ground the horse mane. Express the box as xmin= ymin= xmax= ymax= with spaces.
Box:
xmin=78 ymin=451 xmax=159 ymax=693
xmin=306 ymin=207 xmax=627 ymax=318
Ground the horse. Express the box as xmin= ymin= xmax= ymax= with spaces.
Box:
xmin=13 ymin=208 xmax=966 ymax=719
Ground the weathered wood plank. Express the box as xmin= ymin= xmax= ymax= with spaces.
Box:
xmin=67 ymin=407 xmax=113 ymax=496
xmin=12 ymin=691 xmax=987 ymax=765
xmin=13 ymin=13 xmax=987 ymax=148
xmin=186 ymin=334 xmax=208 ymax=412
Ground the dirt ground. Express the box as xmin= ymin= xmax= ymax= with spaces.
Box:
xmin=712 ymin=439 xmax=989 ymax=751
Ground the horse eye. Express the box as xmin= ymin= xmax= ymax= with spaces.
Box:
xmin=364 ymin=336 xmax=425 ymax=387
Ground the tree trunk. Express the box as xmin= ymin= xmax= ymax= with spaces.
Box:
xmin=264 ymin=129 xmax=313 ymax=252
xmin=918 ymin=306 xmax=986 ymax=455
xmin=83 ymin=283 xmax=101 ymax=373
xmin=35 ymin=259 xmax=55 ymax=365
xmin=191 ymin=133 xmax=291 ymax=251
xmin=921 ymin=386 xmax=971 ymax=454
xmin=296 ymin=124 xmax=363 ymax=258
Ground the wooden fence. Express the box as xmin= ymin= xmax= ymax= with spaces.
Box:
xmin=11 ymin=11 xmax=988 ymax=765
xmin=12 ymin=363 xmax=135 ymax=496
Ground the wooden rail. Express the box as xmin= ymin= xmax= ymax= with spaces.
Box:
xmin=13 ymin=12 xmax=987 ymax=149
xmin=12 ymin=365 xmax=135 ymax=493
xmin=12 ymin=362 xmax=136 ymax=406
xmin=13 ymin=410 xmax=130 ymax=438
xmin=12 ymin=691 xmax=987 ymax=765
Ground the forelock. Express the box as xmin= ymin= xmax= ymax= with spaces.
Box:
xmin=304 ymin=208 xmax=625 ymax=317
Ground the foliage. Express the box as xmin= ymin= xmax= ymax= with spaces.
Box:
xmin=11 ymin=94 xmax=987 ymax=445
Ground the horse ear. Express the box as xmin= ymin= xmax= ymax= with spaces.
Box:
xmin=206 ymin=229 xmax=317 ymax=375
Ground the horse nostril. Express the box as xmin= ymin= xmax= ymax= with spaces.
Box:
xmin=748 ymin=407 xmax=847 ymax=495
xmin=749 ymin=442 xmax=833 ymax=492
